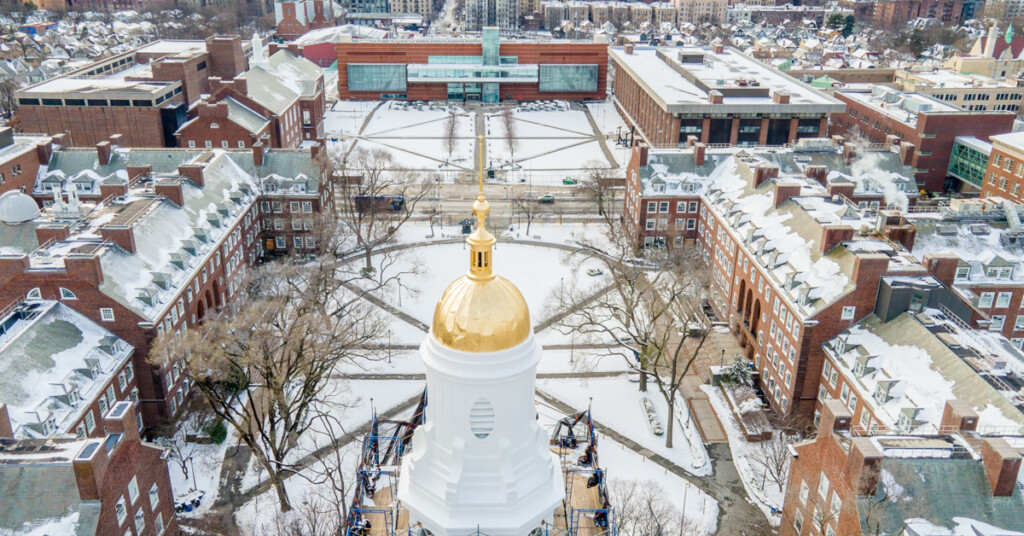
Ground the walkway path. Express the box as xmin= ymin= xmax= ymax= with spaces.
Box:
xmin=575 ymin=102 xmax=619 ymax=167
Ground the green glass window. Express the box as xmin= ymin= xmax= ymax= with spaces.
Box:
xmin=538 ymin=65 xmax=598 ymax=92
xmin=347 ymin=64 xmax=407 ymax=92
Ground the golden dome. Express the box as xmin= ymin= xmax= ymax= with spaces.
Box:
xmin=431 ymin=137 xmax=531 ymax=353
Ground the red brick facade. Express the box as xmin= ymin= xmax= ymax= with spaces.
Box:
xmin=980 ymin=139 xmax=1024 ymax=200
xmin=335 ymin=41 xmax=609 ymax=102
xmin=0 ymin=134 xmax=50 ymax=197
xmin=176 ymin=101 xmax=272 ymax=150
xmin=831 ymin=92 xmax=1016 ymax=192
xmin=276 ymin=0 xmax=335 ymax=41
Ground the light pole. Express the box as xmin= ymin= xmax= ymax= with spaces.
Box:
xmin=388 ymin=329 xmax=392 ymax=364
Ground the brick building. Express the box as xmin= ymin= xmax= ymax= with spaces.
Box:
xmin=0 ymin=300 xmax=139 ymax=441
xmin=0 ymin=142 xmax=330 ymax=429
xmin=275 ymin=0 xmax=336 ymax=40
xmin=830 ymin=87 xmax=1016 ymax=192
xmin=871 ymin=0 xmax=963 ymax=28
xmin=624 ymin=142 xmax=939 ymax=422
xmin=609 ymin=45 xmax=844 ymax=148
xmin=780 ymin=400 xmax=1024 ymax=536
xmin=980 ymin=132 xmax=1024 ymax=200
xmin=16 ymin=37 xmax=251 ymax=148
xmin=178 ymin=39 xmax=325 ymax=148
xmin=815 ymin=287 xmax=1024 ymax=435
xmin=336 ymin=28 xmax=608 ymax=103
xmin=0 ymin=402 xmax=177 ymax=536
xmin=0 ymin=128 xmax=53 ymax=197
xmin=908 ymin=199 xmax=1024 ymax=346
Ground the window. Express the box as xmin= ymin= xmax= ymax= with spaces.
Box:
xmin=26 ymin=288 xmax=41 ymax=299
xmin=647 ymin=201 xmax=657 ymax=213
xmin=100 ymin=308 xmax=115 ymax=322
xmin=118 ymin=371 xmax=127 ymax=390
xmin=840 ymin=383 xmax=850 ymax=403
xmin=995 ymin=292 xmax=1013 ymax=308
xmin=125 ymin=362 xmax=134 ymax=382
xmin=130 ymin=388 xmax=139 ymax=406
xmin=979 ymin=292 xmax=995 ymax=308
xmin=204 ymin=140 xmax=212 ymax=148
xmin=687 ymin=218 xmax=696 ymax=230
xmin=59 ymin=288 xmax=76 ymax=300
xmin=134 ymin=510 xmax=145 ymax=533
xmin=275 ymin=237 xmax=286 ymax=249
xmin=645 ymin=220 xmax=656 ymax=231
xmin=188 ymin=140 xmax=196 ymax=148
xmin=76 ymin=423 xmax=86 ymax=438
xmin=991 ymin=315 xmax=1006 ymax=331
xmin=818 ymin=384 xmax=827 ymax=402
xmin=128 ymin=476 xmax=140 ymax=504
xmin=305 ymin=237 xmax=316 ymax=249
xmin=848 ymin=393 xmax=858 ymax=412
xmin=817 ymin=472 xmax=830 ymax=499
xmin=659 ymin=201 xmax=669 ymax=213
xmin=221 ymin=140 xmax=229 ymax=148
xmin=155 ymin=513 xmax=164 ymax=535
xmin=98 ymin=396 xmax=108 ymax=417
xmin=347 ymin=64 xmax=407 ymax=92
xmin=799 ymin=480 xmax=809 ymax=505
xmin=115 ymin=496 xmax=128 ymax=525
xmin=150 ymin=483 xmax=160 ymax=508
xmin=956 ymin=266 xmax=970 ymax=279
xmin=294 ymin=237 xmax=304 ymax=249
xmin=677 ymin=201 xmax=686 ymax=212
xmin=794 ymin=508 xmax=804 ymax=534
xmin=85 ymin=410 xmax=96 ymax=432
xmin=841 ymin=306 xmax=855 ymax=320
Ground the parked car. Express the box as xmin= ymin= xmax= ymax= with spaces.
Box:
xmin=539 ymin=194 xmax=555 ymax=203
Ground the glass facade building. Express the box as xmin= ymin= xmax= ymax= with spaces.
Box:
xmin=342 ymin=28 xmax=603 ymax=102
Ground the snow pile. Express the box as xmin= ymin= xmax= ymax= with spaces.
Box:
xmin=12 ymin=512 xmax=80 ymax=536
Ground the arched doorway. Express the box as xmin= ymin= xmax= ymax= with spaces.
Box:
xmin=743 ymin=288 xmax=753 ymax=321
xmin=196 ymin=300 xmax=206 ymax=322
xmin=213 ymin=280 xmax=223 ymax=310
xmin=736 ymin=280 xmax=747 ymax=315
xmin=750 ymin=299 xmax=762 ymax=334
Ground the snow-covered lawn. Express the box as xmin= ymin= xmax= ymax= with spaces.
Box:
xmin=585 ymin=101 xmax=630 ymax=138
xmin=168 ymin=438 xmax=231 ymax=517
xmin=363 ymin=241 xmax=609 ymax=328
xmin=539 ymin=377 xmax=712 ymax=478
xmin=324 ymin=101 xmax=378 ymax=137
xmin=701 ymin=384 xmax=785 ymax=526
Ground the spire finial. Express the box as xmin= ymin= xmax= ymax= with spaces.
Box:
xmin=467 ymin=136 xmax=494 ymax=281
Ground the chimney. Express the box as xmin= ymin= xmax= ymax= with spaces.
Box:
xmin=72 ymin=439 xmax=109 ymax=501
xmin=883 ymin=224 xmax=917 ymax=250
xmin=154 ymin=179 xmax=184 ymax=207
xmin=849 ymin=438 xmax=884 ymax=495
xmin=981 ymin=437 xmax=1022 ymax=497
xmin=35 ymin=140 xmax=52 ymax=165
xmin=686 ymin=135 xmax=698 ymax=148
xmin=899 ymin=142 xmax=915 ymax=166
xmin=774 ymin=182 xmax=802 ymax=207
xmin=853 ymin=253 xmax=890 ymax=288
xmin=624 ymin=43 xmax=634 ymax=54
xmin=713 ymin=44 xmax=724 ymax=54
xmin=820 ymin=399 xmax=852 ymax=436
xmin=100 ymin=182 xmax=128 ymax=201
xmin=102 ymin=401 xmax=140 ymax=442
xmin=0 ymin=403 xmax=12 ymax=438
xmin=694 ymin=142 xmax=706 ymax=166
xmin=772 ymin=90 xmax=791 ymax=104
xmin=820 ymin=224 xmax=855 ymax=253
xmin=708 ymin=90 xmax=724 ymax=104
xmin=177 ymin=164 xmax=205 ymax=187
xmin=940 ymin=400 xmax=978 ymax=433
xmin=753 ymin=164 xmax=779 ymax=187
xmin=96 ymin=141 xmax=111 ymax=166
xmin=843 ymin=143 xmax=856 ymax=165
xmin=126 ymin=165 xmax=152 ymax=184
xmin=253 ymin=141 xmax=266 ymax=166
xmin=35 ymin=224 xmax=70 ymax=245
xmin=310 ymin=140 xmax=322 ymax=160
xmin=51 ymin=133 xmax=66 ymax=147
xmin=804 ymin=165 xmax=828 ymax=185
xmin=99 ymin=226 xmax=137 ymax=254
xmin=832 ymin=135 xmax=845 ymax=147
xmin=63 ymin=255 xmax=103 ymax=286
xmin=984 ymin=24 xmax=998 ymax=59
xmin=885 ymin=134 xmax=900 ymax=146
xmin=828 ymin=182 xmax=855 ymax=200
xmin=108 ymin=133 xmax=123 ymax=147
xmin=921 ymin=253 xmax=960 ymax=288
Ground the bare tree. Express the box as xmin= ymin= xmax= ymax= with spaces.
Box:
xmin=510 ymin=194 xmax=544 ymax=235
xmin=0 ymin=77 xmax=18 ymax=119
xmin=750 ymin=431 xmax=800 ymax=492
xmin=153 ymin=409 xmax=208 ymax=491
xmin=556 ymin=226 xmax=712 ymax=448
xmin=329 ymin=147 xmax=431 ymax=274
xmin=579 ymin=159 xmax=614 ymax=217
xmin=500 ymin=105 xmax=518 ymax=165
xmin=154 ymin=237 xmax=385 ymax=512
xmin=443 ymin=111 xmax=458 ymax=164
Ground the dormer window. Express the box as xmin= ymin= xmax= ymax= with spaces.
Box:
xmin=897 ymin=412 xmax=912 ymax=431
xmin=853 ymin=360 xmax=865 ymax=377
xmin=955 ymin=266 xmax=970 ymax=280
xmin=834 ymin=337 xmax=846 ymax=355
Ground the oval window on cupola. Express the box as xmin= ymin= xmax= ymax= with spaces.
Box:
xmin=469 ymin=398 xmax=495 ymax=439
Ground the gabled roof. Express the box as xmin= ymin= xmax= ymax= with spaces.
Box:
xmin=224 ymin=96 xmax=270 ymax=135
xmin=242 ymin=68 xmax=299 ymax=115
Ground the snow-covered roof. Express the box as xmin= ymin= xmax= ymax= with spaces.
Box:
xmin=911 ymin=217 xmax=1024 ymax=290
xmin=223 ymin=96 xmax=271 ymax=135
xmin=0 ymin=301 xmax=132 ymax=439
xmin=825 ymin=310 xmax=1024 ymax=435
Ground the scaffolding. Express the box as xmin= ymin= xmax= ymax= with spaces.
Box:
xmin=346 ymin=395 xmax=615 ymax=536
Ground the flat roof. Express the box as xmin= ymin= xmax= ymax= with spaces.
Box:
xmin=839 ymin=89 xmax=960 ymax=127
xmin=904 ymin=69 xmax=1022 ymax=89
xmin=609 ymin=46 xmax=845 ymax=115
xmin=991 ymin=131 xmax=1024 ymax=152
xmin=135 ymin=39 xmax=208 ymax=56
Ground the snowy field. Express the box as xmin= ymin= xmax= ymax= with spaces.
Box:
xmin=363 ymin=240 xmax=609 ymax=328
xmin=540 ymin=377 xmax=712 ymax=478
xmin=324 ymin=101 xmax=379 ymax=137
